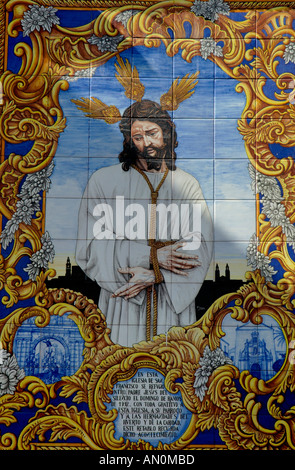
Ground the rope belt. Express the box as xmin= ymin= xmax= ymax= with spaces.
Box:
xmin=131 ymin=164 xmax=174 ymax=341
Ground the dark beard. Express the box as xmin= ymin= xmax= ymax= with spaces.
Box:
xmin=139 ymin=145 xmax=166 ymax=171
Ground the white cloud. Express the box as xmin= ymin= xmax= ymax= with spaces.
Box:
xmin=46 ymin=156 xmax=87 ymax=241
xmin=45 ymin=192 xmax=81 ymax=239
xmin=216 ymin=181 xmax=253 ymax=200
xmin=214 ymin=200 xmax=255 ymax=242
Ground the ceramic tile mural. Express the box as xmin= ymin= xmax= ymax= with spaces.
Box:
xmin=1 ymin=0 xmax=295 ymax=454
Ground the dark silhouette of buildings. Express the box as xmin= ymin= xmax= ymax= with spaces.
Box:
xmin=46 ymin=259 xmax=245 ymax=320
xmin=46 ymin=257 xmax=100 ymax=304
xmin=195 ymin=263 xmax=245 ymax=318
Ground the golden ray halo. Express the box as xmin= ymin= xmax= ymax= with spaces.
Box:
xmin=71 ymin=55 xmax=199 ymax=124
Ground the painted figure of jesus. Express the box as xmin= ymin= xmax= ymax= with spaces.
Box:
xmin=76 ymin=99 xmax=213 ymax=346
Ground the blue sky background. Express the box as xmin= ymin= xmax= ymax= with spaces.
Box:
xmin=45 ymin=42 xmax=255 ymax=279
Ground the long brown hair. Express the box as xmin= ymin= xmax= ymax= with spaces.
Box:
xmin=118 ymin=100 xmax=178 ymax=171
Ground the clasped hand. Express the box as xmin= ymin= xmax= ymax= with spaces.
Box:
xmin=112 ymin=242 xmax=201 ymax=300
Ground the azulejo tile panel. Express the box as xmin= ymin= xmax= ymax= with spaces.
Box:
xmin=1 ymin=0 xmax=295 ymax=453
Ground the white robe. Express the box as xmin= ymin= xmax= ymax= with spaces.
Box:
xmin=75 ymin=163 xmax=213 ymax=346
